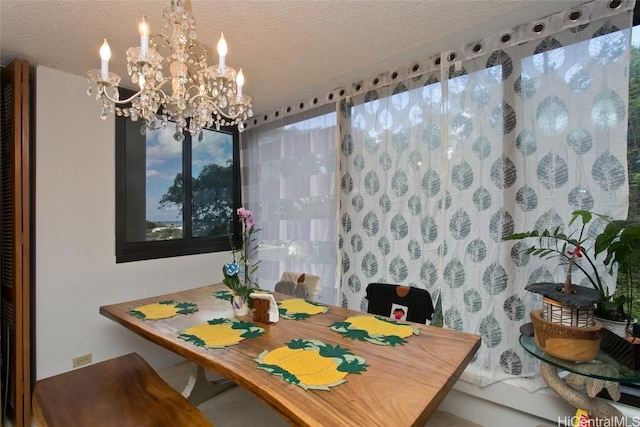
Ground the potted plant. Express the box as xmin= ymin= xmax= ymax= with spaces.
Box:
xmin=223 ymin=207 xmax=261 ymax=316
xmin=505 ymin=210 xmax=617 ymax=308
xmin=595 ymin=218 xmax=640 ymax=342
xmin=504 ymin=210 xmax=614 ymax=361
xmin=594 ymin=218 xmax=640 ymax=319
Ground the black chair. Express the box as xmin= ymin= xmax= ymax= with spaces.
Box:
xmin=365 ymin=283 xmax=434 ymax=324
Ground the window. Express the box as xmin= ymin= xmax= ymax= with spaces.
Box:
xmin=623 ymin=6 xmax=640 ymax=318
xmin=115 ymin=113 xmax=241 ymax=263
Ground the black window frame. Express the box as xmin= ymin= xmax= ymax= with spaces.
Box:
xmin=115 ymin=98 xmax=241 ymax=263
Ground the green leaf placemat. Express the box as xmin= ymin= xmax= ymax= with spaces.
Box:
xmin=214 ymin=289 xmax=271 ymax=301
xmin=278 ymin=298 xmax=328 ymax=320
xmin=179 ymin=318 xmax=264 ymax=348
xmin=255 ymin=338 xmax=367 ymax=390
xmin=213 ymin=290 xmax=233 ymax=301
xmin=129 ymin=300 xmax=198 ymax=320
xmin=330 ymin=315 xmax=420 ymax=346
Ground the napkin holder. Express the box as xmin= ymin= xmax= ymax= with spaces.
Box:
xmin=250 ymin=293 xmax=279 ymax=324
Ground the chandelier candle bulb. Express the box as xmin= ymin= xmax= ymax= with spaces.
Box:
xmin=100 ymin=39 xmax=110 ymax=80
xmin=139 ymin=16 xmax=149 ymax=58
xmin=217 ymin=33 xmax=227 ymax=71
xmin=237 ymin=69 xmax=244 ymax=98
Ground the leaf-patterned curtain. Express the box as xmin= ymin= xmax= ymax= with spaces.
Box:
xmin=338 ymin=0 xmax=633 ymax=385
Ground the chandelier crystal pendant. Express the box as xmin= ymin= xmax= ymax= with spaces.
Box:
xmin=86 ymin=0 xmax=253 ymax=140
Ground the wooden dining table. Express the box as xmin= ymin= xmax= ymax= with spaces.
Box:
xmin=100 ymin=283 xmax=480 ymax=427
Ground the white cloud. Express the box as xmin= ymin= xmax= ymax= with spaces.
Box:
xmin=146 ymin=169 xmax=160 ymax=179
xmin=146 ymin=126 xmax=182 ymax=159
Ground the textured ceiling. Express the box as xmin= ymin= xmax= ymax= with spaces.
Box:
xmin=1 ymin=0 xmax=583 ymax=117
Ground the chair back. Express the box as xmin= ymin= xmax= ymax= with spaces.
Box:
xmin=275 ymin=271 xmax=322 ymax=301
xmin=365 ymin=283 xmax=434 ymax=324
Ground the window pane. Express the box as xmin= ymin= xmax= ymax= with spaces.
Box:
xmin=123 ymin=120 xmax=185 ymax=243
xmin=191 ymin=128 xmax=234 ymax=238
xmin=145 ymin=123 xmax=184 ymax=241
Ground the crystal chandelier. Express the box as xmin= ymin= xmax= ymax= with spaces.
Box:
xmin=86 ymin=0 xmax=253 ymax=140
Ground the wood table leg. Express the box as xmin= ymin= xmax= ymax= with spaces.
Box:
xmin=540 ymin=363 xmax=623 ymax=420
xmin=181 ymin=363 xmax=236 ymax=405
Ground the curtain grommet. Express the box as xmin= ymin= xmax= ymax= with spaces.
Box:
xmin=533 ymin=22 xmax=545 ymax=34
xmin=608 ymin=0 xmax=622 ymax=10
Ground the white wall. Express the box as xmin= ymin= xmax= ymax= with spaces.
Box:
xmin=34 ymin=65 xmax=230 ymax=379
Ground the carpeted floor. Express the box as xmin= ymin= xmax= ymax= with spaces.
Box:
xmin=158 ymin=360 xmax=483 ymax=427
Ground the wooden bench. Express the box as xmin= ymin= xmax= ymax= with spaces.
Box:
xmin=32 ymin=352 xmax=214 ymax=427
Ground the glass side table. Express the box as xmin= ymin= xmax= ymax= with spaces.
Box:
xmin=520 ymin=334 xmax=640 ymax=420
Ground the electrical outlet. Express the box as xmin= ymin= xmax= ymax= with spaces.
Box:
xmin=72 ymin=353 xmax=92 ymax=368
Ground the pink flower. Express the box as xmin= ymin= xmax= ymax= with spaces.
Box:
xmin=237 ymin=207 xmax=254 ymax=229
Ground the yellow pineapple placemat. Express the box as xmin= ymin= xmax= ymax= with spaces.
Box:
xmin=129 ymin=300 xmax=198 ymax=320
xmin=255 ymin=339 xmax=367 ymax=390
xmin=278 ymin=298 xmax=328 ymax=320
xmin=330 ymin=315 xmax=420 ymax=346
xmin=179 ymin=318 xmax=265 ymax=349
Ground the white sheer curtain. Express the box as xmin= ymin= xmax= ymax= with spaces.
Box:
xmin=242 ymin=105 xmax=340 ymax=304
xmin=338 ymin=0 xmax=632 ymax=385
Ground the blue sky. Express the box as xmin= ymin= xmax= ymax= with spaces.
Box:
xmin=145 ymin=125 xmax=233 ymax=222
